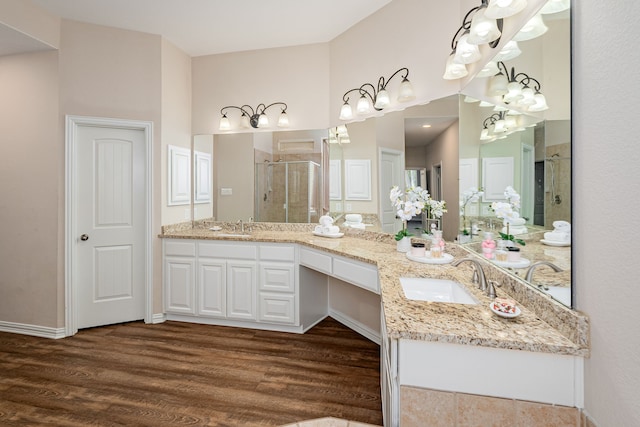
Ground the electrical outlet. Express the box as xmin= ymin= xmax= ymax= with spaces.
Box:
xmin=346 ymin=203 xmax=352 ymax=212
xmin=335 ymin=202 xmax=342 ymax=211
xmin=220 ymin=187 xmax=232 ymax=196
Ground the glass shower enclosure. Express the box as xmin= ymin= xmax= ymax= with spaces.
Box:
xmin=255 ymin=160 xmax=321 ymax=223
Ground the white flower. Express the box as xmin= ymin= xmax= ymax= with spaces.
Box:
xmin=428 ymin=199 xmax=447 ymax=219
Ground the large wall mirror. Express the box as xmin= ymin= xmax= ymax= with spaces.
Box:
xmin=187 ymin=1 xmax=572 ymax=308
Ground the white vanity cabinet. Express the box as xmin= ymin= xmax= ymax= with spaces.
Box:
xmin=257 ymin=244 xmax=297 ymax=325
xmin=197 ymin=241 xmax=258 ymax=321
xmin=380 ymin=311 xmax=585 ymax=427
xmin=164 ymin=240 xmax=197 ymax=314
xmin=163 ymin=239 xmax=299 ymax=331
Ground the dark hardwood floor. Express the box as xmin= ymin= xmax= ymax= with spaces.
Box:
xmin=0 ymin=317 xmax=382 ymax=426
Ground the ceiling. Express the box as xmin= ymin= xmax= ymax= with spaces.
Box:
xmin=20 ymin=0 xmax=391 ymax=57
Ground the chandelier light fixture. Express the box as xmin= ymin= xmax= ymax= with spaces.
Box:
xmin=487 ymin=61 xmax=548 ymax=112
xmin=219 ymin=102 xmax=289 ymax=130
xmin=339 ymin=67 xmax=415 ymax=121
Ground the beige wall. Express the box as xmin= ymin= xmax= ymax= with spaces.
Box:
xmin=574 ymin=2 xmax=640 ymax=425
xmin=59 ymin=20 xmax=165 ymax=318
xmin=191 ymin=43 xmax=331 ymax=135
xmin=0 ymin=0 xmax=60 ymax=49
xmin=424 ymin=121 xmax=459 ymax=241
xmin=0 ymin=50 xmax=60 ymax=327
xmin=213 ymin=133 xmax=255 ymax=221
xmin=161 ymin=38 xmax=193 ymax=225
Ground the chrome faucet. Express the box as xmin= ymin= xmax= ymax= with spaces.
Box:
xmin=236 ymin=219 xmax=244 ymax=233
xmin=525 ymin=261 xmax=563 ymax=282
xmin=452 ymin=258 xmax=488 ymax=294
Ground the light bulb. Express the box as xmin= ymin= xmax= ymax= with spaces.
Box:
xmin=513 ymin=14 xmax=548 ymax=41
xmin=397 ymin=77 xmax=415 ymax=102
xmin=258 ymin=113 xmax=269 ymax=127
xmin=219 ymin=114 xmax=231 ymax=131
xmin=339 ymin=102 xmax=353 ymax=120
xmin=374 ymin=89 xmax=390 ymax=109
xmin=443 ymin=53 xmax=468 ymax=80
xmin=485 ymin=0 xmax=528 ymax=19
xmin=240 ymin=113 xmax=250 ymax=128
xmin=277 ymin=110 xmax=289 ymax=127
xmin=356 ymin=95 xmax=372 ymax=114
xmin=453 ymin=33 xmax=482 ymax=64
xmin=468 ymin=7 xmax=501 ymax=45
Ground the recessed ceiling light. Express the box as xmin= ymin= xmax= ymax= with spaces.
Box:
xmin=422 ymin=124 xmax=432 ymax=128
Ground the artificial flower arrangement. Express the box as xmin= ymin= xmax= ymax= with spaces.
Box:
xmin=490 ymin=186 xmax=526 ymax=246
xmin=421 ymin=198 xmax=448 ymax=236
xmin=389 ymin=185 xmax=432 ymax=241
xmin=459 ymin=187 xmax=484 ymax=235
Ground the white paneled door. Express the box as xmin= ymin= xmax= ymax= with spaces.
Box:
xmin=76 ymin=125 xmax=146 ymax=329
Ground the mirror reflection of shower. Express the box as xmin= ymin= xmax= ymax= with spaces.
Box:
xmin=546 ymin=154 xmax=562 ymax=205
xmin=255 ymin=160 xmax=321 ymax=223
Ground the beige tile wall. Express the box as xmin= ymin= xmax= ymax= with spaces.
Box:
xmin=401 ymin=386 xmax=584 ymax=427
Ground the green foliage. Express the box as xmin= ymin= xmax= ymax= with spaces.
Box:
xmin=499 ymin=232 xmax=526 ymax=246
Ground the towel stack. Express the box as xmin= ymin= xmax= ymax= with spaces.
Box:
xmin=315 ymin=215 xmax=340 ymax=235
xmin=343 ymin=213 xmax=365 ymax=230
xmin=544 ymin=220 xmax=571 ymax=243
xmin=502 ymin=217 xmax=528 ymax=235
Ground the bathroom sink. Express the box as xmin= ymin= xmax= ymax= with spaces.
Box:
xmin=399 ymin=277 xmax=478 ymax=305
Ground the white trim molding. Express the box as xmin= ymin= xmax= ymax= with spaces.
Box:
xmin=0 ymin=321 xmax=66 ymax=339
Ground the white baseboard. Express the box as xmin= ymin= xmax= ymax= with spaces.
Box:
xmin=329 ymin=309 xmax=381 ymax=345
xmin=0 ymin=321 xmax=66 ymax=339
xmin=148 ymin=313 xmax=166 ymax=324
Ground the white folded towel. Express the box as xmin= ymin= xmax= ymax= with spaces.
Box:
xmin=544 ymin=231 xmax=570 ymax=242
xmin=345 ymin=214 xmax=362 ymax=223
xmin=505 ymin=217 xmax=526 ymax=226
xmin=314 ymin=225 xmax=323 ymax=233
xmin=345 ymin=223 xmax=365 ymax=230
xmin=319 ymin=215 xmax=334 ymax=226
xmin=502 ymin=226 xmax=527 ymax=235
xmin=553 ymin=220 xmax=571 ymax=232
xmin=323 ymin=225 xmax=340 ymax=234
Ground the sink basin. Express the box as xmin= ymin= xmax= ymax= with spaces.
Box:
xmin=399 ymin=277 xmax=478 ymax=305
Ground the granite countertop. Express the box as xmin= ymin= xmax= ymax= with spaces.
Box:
xmin=160 ymin=224 xmax=589 ymax=357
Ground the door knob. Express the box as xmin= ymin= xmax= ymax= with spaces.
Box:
xmin=80 ymin=234 xmax=89 ymax=241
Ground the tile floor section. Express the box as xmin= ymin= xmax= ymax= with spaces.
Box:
xmin=280 ymin=417 xmax=381 ymax=427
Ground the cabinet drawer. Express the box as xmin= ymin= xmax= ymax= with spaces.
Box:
xmin=259 ymin=293 xmax=295 ymax=324
xmin=299 ymin=248 xmax=332 ymax=274
xmin=260 ymin=263 xmax=295 ymax=293
xmin=199 ymin=242 xmax=257 ymax=259
xmin=164 ymin=240 xmax=196 ymax=257
xmin=259 ymin=244 xmax=295 ymax=262
xmin=333 ymin=257 xmax=379 ymax=294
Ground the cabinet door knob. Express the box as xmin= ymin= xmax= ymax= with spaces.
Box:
xmin=80 ymin=234 xmax=89 ymax=241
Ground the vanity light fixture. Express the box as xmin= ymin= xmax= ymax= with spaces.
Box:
xmin=512 ymin=13 xmax=548 ymax=41
xmin=219 ymin=102 xmax=289 ymax=130
xmin=443 ymin=1 xmax=505 ymax=80
xmin=339 ymin=67 xmax=415 ymax=120
xmin=487 ymin=61 xmax=548 ymax=112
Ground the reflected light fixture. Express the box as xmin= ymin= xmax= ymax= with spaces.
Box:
xmin=540 ymin=0 xmax=570 ymax=15
xmin=329 ymin=125 xmax=350 ymax=144
xmin=485 ymin=0 xmax=528 ymax=19
xmin=480 ymin=111 xmax=524 ymax=142
xmin=219 ymin=102 xmax=289 ymax=130
xmin=339 ymin=67 xmax=415 ymax=120
xmin=487 ymin=61 xmax=548 ymax=112
xmin=513 ymin=13 xmax=548 ymax=41
xmin=443 ymin=0 xmax=507 ymax=80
